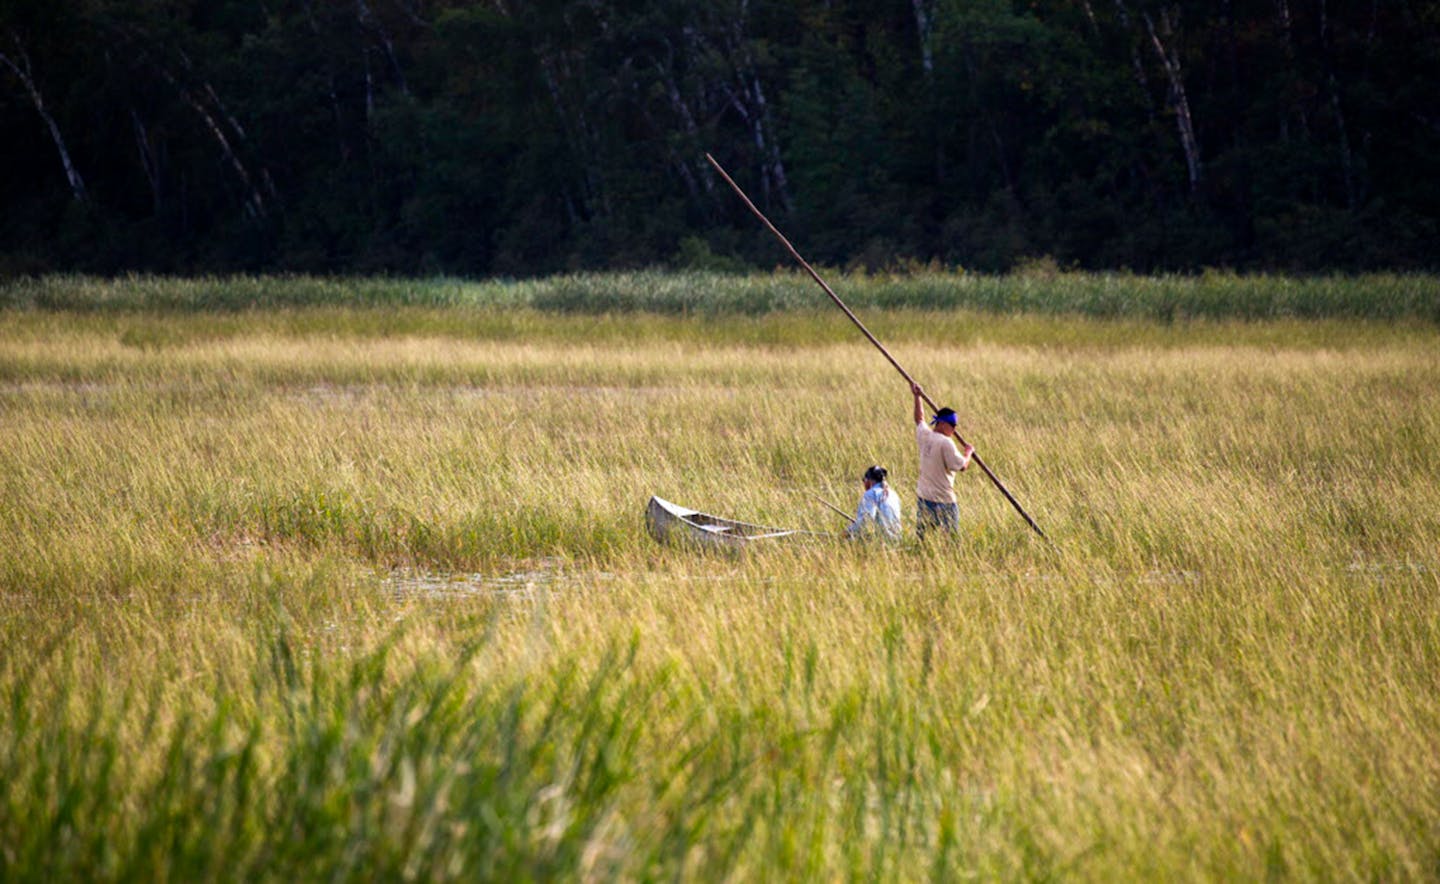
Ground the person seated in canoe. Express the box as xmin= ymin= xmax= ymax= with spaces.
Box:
xmin=846 ymin=465 xmax=902 ymax=541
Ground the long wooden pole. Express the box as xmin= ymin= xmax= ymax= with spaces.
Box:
xmin=816 ymin=496 xmax=854 ymax=525
xmin=706 ymin=153 xmax=1047 ymax=540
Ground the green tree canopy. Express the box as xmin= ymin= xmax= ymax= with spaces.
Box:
xmin=1 ymin=0 xmax=1435 ymax=275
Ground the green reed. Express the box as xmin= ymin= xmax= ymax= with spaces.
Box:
xmin=3 ymin=270 xmax=1437 ymax=320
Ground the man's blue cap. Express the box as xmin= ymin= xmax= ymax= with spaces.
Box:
xmin=930 ymin=411 xmax=958 ymax=426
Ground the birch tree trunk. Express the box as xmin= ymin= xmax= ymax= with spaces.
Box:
xmin=0 ymin=39 xmax=87 ymax=203
xmin=535 ymin=47 xmax=608 ymax=220
xmin=490 ymin=0 xmax=607 ymax=222
xmin=1142 ymin=9 xmax=1203 ymax=194
xmin=299 ymin=0 xmax=350 ymax=163
xmin=1111 ymin=1 xmax=1155 ymax=124
xmin=911 ymin=0 xmax=933 ymax=74
xmin=356 ymin=0 xmax=409 ymax=96
xmin=656 ymin=36 xmax=708 ymax=201
xmin=1274 ymin=0 xmax=1309 ymax=140
xmin=1317 ymin=0 xmax=1358 ymax=209
xmin=130 ymin=108 xmax=163 ymax=215
xmin=721 ymin=5 xmax=791 ymax=212
xmin=154 ymin=62 xmax=270 ymax=219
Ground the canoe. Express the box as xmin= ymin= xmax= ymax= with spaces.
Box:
xmin=646 ymin=496 xmax=816 ymax=550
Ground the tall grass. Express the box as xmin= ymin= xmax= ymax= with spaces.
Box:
xmin=2 ymin=291 xmax=1438 ymax=879
xmin=3 ymin=269 xmax=1438 ymax=320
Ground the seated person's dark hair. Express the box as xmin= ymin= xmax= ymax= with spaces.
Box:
xmin=863 ymin=465 xmax=888 ymax=484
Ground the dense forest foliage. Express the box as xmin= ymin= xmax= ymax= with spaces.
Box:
xmin=1 ymin=0 xmax=1436 ymax=276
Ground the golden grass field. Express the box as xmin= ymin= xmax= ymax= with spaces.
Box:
xmin=2 ymin=296 xmax=1438 ymax=879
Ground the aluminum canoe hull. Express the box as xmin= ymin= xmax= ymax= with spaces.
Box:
xmin=646 ymin=496 xmax=807 ymax=550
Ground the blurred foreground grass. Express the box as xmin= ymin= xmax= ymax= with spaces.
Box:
xmin=1 ymin=287 xmax=1438 ymax=880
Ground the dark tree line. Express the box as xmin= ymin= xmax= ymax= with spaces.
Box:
xmin=1 ymin=0 xmax=1436 ymax=276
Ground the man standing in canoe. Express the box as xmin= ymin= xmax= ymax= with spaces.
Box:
xmin=911 ymin=382 xmax=975 ymax=539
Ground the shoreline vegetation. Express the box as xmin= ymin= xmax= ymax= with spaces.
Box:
xmin=3 ymin=269 xmax=1438 ymax=321
xmin=2 ymin=275 xmax=1438 ymax=879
